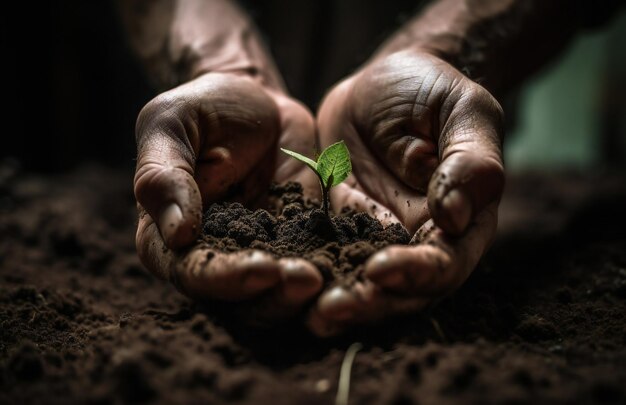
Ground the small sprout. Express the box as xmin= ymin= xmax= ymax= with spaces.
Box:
xmin=281 ymin=141 xmax=352 ymax=216
xmin=336 ymin=342 xmax=363 ymax=405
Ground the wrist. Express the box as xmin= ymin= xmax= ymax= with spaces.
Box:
xmin=118 ymin=0 xmax=288 ymax=94
xmin=370 ymin=0 xmax=469 ymax=66
xmin=166 ymin=0 xmax=286 ymax=92
xmin=371 ymin=0 xmax=586 ymax=98
xmin=188 ymin=56 xmax=285 ymax=94
xmin=361 ymin=45 xmax=453 ymax=81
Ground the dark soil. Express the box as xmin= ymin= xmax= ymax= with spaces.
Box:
xmin=201 ymin=182 xmax=410 ymax=287
xmin=1 ymin=162 xmax=625 ymax=404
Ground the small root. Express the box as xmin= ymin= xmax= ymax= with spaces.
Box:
xmin=335 ymin=342 xmax=363 ymax=405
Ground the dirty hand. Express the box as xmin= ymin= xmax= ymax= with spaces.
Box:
xmin=309 ymin=50 xmax=505 ymax=336
xmin=134 ymin=71 xmax=322 ymax=322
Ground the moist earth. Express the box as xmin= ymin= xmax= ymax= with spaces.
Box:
xmin=1 ymin=164 xmax=625 ymax=404
xmin=201 ymin=182 xmax=410 ymax=288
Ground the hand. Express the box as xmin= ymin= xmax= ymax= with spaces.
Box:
xmin=308 ymin=50 xmax=505 ymax=336
xmin=134 ymin=72 xmax=323 ymax=323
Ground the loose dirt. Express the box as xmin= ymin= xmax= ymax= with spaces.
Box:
xmin=1 ymin=164 xmax=625 ymax=404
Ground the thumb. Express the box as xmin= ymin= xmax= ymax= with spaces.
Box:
xmin=134 ymin=101 xmax=202 ymax=249
xmin=428 ymin=86 xmax=505 ymax=235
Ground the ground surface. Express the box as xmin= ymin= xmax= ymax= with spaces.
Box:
xmin=1 ymin=163 xmax=625 ymax=405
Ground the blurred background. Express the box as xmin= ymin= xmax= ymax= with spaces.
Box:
xmin=506 ymin=9 xmax=626 ymax=171
xmin=1 ymin=0 xmax=625 ymax=174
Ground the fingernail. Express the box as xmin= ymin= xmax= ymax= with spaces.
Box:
xmin=159 ymin=203 xmax=183 ymax=246
xmin=279 ymin=259 xmax=323 ymax=301
xmin=365 ymin=252 xmax=401 ymax=287
xmin=318 ymin=287 xmax=354 ymax=321
xmin=441 ymin=189 xmax=471 ymax=233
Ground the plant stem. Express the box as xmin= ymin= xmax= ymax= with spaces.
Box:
xmin=322 ymin=182 xmax=334 ymax=216
xmin=322 ymin=187 xmax=329 ymax=216
xmin=323 ymin=173 xmax=335 ymax=217
xmin=430 ymin=317 xmax=448 ymax=343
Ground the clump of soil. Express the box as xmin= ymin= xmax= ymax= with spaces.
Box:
xmin=200 ymin=182 xmax=410 ymax=287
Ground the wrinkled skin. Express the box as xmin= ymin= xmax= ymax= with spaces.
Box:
xmin=133 ymin=72 xmax=324 ymax=324
xmin=307 ymin=50 xmax=505 ymax=336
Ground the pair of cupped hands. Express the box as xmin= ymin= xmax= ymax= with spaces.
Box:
xmin=134 ymin=49 xmax=505 ymax=336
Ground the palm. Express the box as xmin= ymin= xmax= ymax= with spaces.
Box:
xmin=134 ymin=72 xmax=321 ymax=323
xmin=320 ymin=52 xmax=482 ymax=231
xmin=137 ymin=72 xmax=317 ymax=209
xmin=310 ymin=51 xmax=505 ymax=335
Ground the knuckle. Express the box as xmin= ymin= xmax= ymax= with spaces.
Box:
xmin=133 ymin=162 xmax=164 ymax=202
xmin=473 ymin=153 xmax=506 ymax=200
xmin=136 ymin=92 xmax=186 ymax=141
xmin=478 ymin=151 xmax=505 ymax=180
xmin=483 ymin=94 xmax=505 ymax=137
xmin=466 ymin=84 xmax=505 ymax=134
xmin=138 ymin=92 xmax=180 ymax=122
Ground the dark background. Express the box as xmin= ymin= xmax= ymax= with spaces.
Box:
xmin=2 ymin=1 xmax=151 ymax=172
xmin=2 ymin=0 xmax=426 ymax=172
xmin=1 ymin=0 xmax=624 ymax=172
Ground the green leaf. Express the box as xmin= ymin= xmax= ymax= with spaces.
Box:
xmin=316 ymin=141 xmax=352 ymax=188
xmin=280 ymin=148 xmax=318 ymax=172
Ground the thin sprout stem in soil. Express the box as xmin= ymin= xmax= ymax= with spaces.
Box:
xmin=322 ymin=180 xmax=332 ymax=216
xmin=430 ymin=317 xmax=448 ymax=343
xmin=335 ymin=342 xmax=363 ymax=405
xmin=318 ymin=172 xmax=334 ymax=216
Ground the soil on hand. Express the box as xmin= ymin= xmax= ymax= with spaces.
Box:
xmin=1 ymin=164 xmax=625 ymax=404
xmin=201 ymin=182 xmax=410 ymax=288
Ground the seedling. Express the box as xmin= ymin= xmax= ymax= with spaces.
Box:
xmin=281 ymin=141 xmax=352 ymax=216
xmin=336 ymin=342 xmax=362 ymax=405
